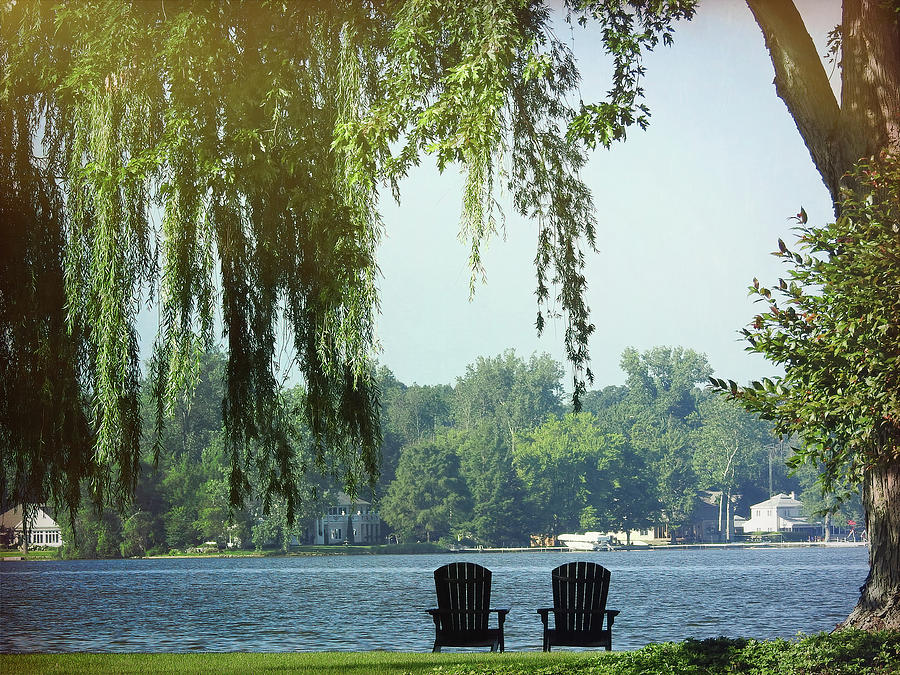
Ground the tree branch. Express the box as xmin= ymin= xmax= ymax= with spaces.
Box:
xmin=746 ymin=0 xmax=844 ymax=202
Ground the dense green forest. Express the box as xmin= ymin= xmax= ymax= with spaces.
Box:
xmin=44 ymin=346 xmax=860 ymax=557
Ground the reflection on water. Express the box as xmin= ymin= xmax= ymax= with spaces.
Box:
xmin=0 ymin=547 xmax=868 ymax=653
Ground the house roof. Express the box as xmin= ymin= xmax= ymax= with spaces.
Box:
xmin=0 ymin=506 xmax=61 ymax=531
xmin=750 ymin=492 xmax=803 ymax=510
xmin=332 ymin=491 xmax=371 ymax=506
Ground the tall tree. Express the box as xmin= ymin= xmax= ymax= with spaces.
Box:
xmin=514 ymin=413 xmax=612 ymax=537
xmin=735 ymin=0 xmax=900 ymax=628
xmin=380 ymin=433 xmax=471 ymax=543
xmin=1 ymin=0 xmax=694 ymax=519
xmin=616 ymin=346 xmax=710 ymax=540
xmin=453 ymin=350 xmax=564 ymax=442
xmin=630 ymin=415 xmax=697 ymax=542
xmin=457 ymin=423 xmax=529 ymax=546
xmin=0 ymin=0 xmax=693 ymax=513
xmin=620 ymin=346 xmax=713 ymax=423
xmin=746 ymin=1 xmax=899 ymax=201
xmin=693 ymin=396 xmax=773 ymax=542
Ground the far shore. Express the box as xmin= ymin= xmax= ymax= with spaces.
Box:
xmin=1 ymin=539 xmax=867 ymax=563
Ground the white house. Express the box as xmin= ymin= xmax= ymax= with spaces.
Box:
xmin=739 ymin=492 xmax=818 ymax=534
xmin=312 ymin=492 xmax=382 ymax=545
xmin=0 ymin=505 xmax=64 ymax=548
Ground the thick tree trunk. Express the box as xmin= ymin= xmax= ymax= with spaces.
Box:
xmin=839 ymin=0 xmax=900 ymax=170
xmin=843 ymin=458 xmax=900 ymax=630
xmin=747 ymin=0 xmax=900 ymax=631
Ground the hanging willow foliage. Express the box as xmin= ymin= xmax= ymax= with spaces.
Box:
xmin=0 ymin=0 xmax=694 ymax=519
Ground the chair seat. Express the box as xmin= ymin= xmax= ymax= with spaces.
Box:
xmin=543 ymin=628 xmax=611 ymax=648
xmin=431 ymin=628 xmax=504 ymax=649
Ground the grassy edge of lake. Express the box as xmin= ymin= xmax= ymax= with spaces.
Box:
xmin=2 ymin=631 xmax=899 ymax=675
xmin=0 ymin=542 xmax=450 ymax=561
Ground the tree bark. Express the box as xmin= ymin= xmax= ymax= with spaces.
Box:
xmin=840 ymin=0 xmax=900 ymax=170
xmin=843 ymin=457 xmax=900 ymax=630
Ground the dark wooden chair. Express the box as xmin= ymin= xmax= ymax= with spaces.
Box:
xmin=427 ymin=562 xmax=509 ymax=652
xmin=537 ymin=561 xmax=620 ymax=651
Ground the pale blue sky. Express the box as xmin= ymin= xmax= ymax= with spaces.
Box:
xmin=375 ymin=0 xmax=839 ymax=389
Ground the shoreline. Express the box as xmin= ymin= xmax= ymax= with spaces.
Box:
xmin=453 ymin=541 xmax=868 ymax=553
xmin=1 ymin=539 xmax=867 ymax=562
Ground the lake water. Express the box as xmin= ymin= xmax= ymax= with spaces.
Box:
xmin=0 ymin=547 xmax=868 ymax=653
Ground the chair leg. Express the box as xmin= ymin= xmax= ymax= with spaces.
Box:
xmin=432 ymin=642 xmax=441 ymax=653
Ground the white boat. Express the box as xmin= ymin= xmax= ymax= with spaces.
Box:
xmin=558 ymin=532 xmax=616 ymax=551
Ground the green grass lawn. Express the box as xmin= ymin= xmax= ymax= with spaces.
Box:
xmin=3 ymin=632 xmax=899 ymax=675
xmin=0 ymin=549 xmax=57 ymax=560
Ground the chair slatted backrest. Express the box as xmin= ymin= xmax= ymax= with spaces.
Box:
xmin=551 ymin=561 xmax=610 ymax=633
xmin=434 ymin=562 xmax=492 ymax=633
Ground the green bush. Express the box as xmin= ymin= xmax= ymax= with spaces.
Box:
xmin=1 ymin=632 xmax=898 ymax=674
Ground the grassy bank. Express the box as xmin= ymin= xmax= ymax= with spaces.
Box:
xmin=0 ymin=549 xmax=57 ymax=561
xmin=1 ymin=542 xmax=449 ymax=562
xmin=146 ymin=542 xmax=449 ymax=557
xmin=3 ymin=631 xmax=898 ymax=674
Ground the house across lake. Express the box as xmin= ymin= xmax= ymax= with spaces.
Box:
xmin=738 ymin=492 xmax=819 ymax=537
xmin=309 ymin=492 xmax=383 ymax=545
xmin=0 ymin=505 xmax=63 ymax=548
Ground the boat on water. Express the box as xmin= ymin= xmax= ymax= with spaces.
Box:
xmin=558 ymin=532 xmax=616 ymax=551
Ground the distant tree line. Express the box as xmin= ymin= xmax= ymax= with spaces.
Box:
xmin=34 ymin=346 xmax=860 ymax=557
xmin=378 ymin=347 xmax=860 ymax=547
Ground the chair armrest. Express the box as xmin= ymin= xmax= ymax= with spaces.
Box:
xmin=606 ymin=609 xmax=619 ymax=628
xmin=427 ymin=609 xmax=509 ymax=616
xmin=427 ymin=608 xmax=510 ymax=628
xmin=537 ymin=609 xmax=610 ymax=615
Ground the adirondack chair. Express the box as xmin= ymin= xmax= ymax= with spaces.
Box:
xmin=427 ymin=562 xmax=510 ymax=652
xmin=536 ymin=561 xmax=620 ymax=651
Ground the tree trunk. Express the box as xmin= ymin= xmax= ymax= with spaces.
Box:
xmin=725 ymin=490 xmax=733 ymax=543
xmin=718 ymin=491 xmax=725 ymax=543
xmin=748 ymin=0 xmax=900 ymax=630
xmin=843 ymin=457 xmax=900 ymax=630
xmin=824 ymin=512 xmax=832 ymax=542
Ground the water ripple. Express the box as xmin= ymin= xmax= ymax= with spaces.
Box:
xmin=0 ymin=547 xmax=868 ymax=653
